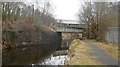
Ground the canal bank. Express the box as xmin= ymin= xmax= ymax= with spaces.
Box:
xmin=64 ymin=39 xmax=118 ymax=65
xmin=2 ymin=26 xmax=61 ymax=65
xmin=65 ymin=39 xmax=103 ymax=65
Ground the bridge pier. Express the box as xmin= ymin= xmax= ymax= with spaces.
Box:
xmin=56 ymin=32 xmax=70 ymax=50
xmin=56 ymin=32 xmax=62 ymax=50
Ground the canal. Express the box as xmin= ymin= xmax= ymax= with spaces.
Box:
xmin=2 ymin=39 xmax=72 ymax=65
xmin=39 ymin=50 xmax=70 ymax=65
xmin=34 ymin=39 xmax=71 ymax=65
xmin=2 ymin=28 xmax=74 ymax=65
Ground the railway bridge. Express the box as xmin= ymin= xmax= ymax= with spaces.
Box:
xmin=55 ymin=19 xmax=87 ymax=50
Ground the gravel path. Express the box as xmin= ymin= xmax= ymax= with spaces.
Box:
xmin=82 ymin=41 xmax=118 ymax=65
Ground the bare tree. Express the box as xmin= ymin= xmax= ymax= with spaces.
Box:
xmin=2 ymin=1 xmax=57 ymax=49
xmin=77 ymin=2 xmax=118 ymax=41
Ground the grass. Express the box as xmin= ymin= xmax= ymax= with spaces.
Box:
xmin=93 ymin=41 xmax=119 ymax=60
xmin=65 ymin=39 xmax=103 ymax=65
xmin=85 ymin=39 xmax=119 ymax=60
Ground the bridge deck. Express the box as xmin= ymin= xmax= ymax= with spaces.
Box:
xmin=56 ymin=27 xmax=84 ymax=33
xmin=56 ymin=23 xmax=86 ymax=33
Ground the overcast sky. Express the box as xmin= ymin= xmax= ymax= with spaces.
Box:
xmin=24 ymin=0 xmax=119 ymax=24
xmin=51 ymin=0 xmax=81 ymax=21
xmin=50 ymin=0 xmax=119 ymax=24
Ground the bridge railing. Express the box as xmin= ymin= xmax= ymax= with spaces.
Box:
xmin=56 ymin=26 xmax=83 ymax=32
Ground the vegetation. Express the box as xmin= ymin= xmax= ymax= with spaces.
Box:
xmin=84 ymin=39 xmax=119 ymax=60
xmin=77 ymin=2 xmax=119 ymax=41
xmin=65 ymin=39 xmax=103 ymax=65
xmin=94 ymin=41 xmax=119 ymax=60
xmin=2 ymin=1 xmax=57 ymax=49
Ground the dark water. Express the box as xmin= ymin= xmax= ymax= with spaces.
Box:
xmin=2 ymin=39 xmax=71 ymax=65
xmin=2 ymin=44 xmax=57 ymax=65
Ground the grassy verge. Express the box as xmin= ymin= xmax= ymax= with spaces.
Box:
xmin=84 ymin=39 xmax=119 ymax=60
xmin=65 ymin=39 xmax=103 ymax=65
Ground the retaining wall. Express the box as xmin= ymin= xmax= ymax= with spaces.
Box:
xmin=104 ymin=27 xmax=120 ymax=44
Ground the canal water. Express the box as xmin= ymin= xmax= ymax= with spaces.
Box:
xmin=39 ymin=50 xmax=70 ymax=65
xmin=2 ymin=39 xmax=71 ymax=65
xmin=33 ymin=40 xmax=70 ymax=65
xmin=37 ymin=39 xmax=72 ymax=65
xmin=32 ymin=50 xmax=70 ymax=67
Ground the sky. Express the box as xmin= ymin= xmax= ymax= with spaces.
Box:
xmin=25 ymin=0 xmax=82 ymax=24
xmin=51 ymin=0 xmax=81 ymax=21
xmin=24 ymin=0 xmax=119 ymax=24
xmin=50 ymin=0 xmax=119 ymax=24
xmin=24 ymin=0 xmax=81 ymax=21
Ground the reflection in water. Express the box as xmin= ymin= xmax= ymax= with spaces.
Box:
xmin=2 ymin=44 xmax=57 ymax=65
xmin=40 ymin=55 xmax=69 ymax=65
xmin=36 ymin=40 xmax=71 ymax=65
xmin=30 ymin=50 xmax=69 ymax=65
xmin=2 ymin=39 xmax=71 ymax=65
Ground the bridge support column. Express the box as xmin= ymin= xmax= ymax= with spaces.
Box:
xmin=56 ymin=32 xmax=62 ymax=50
